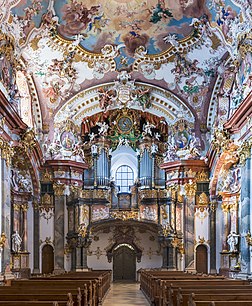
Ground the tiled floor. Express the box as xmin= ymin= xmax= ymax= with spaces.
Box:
xmin=103 ymin=282 xmax=150 ymax=306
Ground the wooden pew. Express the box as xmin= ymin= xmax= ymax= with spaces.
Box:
xmin=1 ymin=271 xmax=111 ymax=306
xmin=139 ymin=269 xmax=252 ymax=306
xmin=167 ymin=284 xmax=252 ymax=306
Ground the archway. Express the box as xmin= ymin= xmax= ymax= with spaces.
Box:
xmin=42 ymin=245 xmax=54 ymax=274
xmin=196 ymin=245 xmax=208 ymax=273
xmin=113 ymin=244 xmax=136 ymax=281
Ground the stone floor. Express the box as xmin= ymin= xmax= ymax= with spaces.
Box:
xmin=103 ymin=282 xmax=150 ymax=306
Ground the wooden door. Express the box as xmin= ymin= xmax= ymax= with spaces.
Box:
xmin=196 ymin=245 xmax=208 ymax=273
xmin=42 ymin=245 xmax=54 ymax=274
xmin=113 ymin=246 xmax=136 ymax=281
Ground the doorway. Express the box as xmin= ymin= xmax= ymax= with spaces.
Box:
xmin=42 ymin=244 xmax=54 ymax=274
xmin=113 ymin=245 xmax=136 ymax=281
xmin=196 ymin=244 xmax=208 ymax=273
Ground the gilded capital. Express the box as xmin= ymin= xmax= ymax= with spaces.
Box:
xmin=53 ymin=182 xmax=66 ymax=196
xmin=21 ymin=203 xmax=29 ymax=212
xmin=13 ymin=203 xmax=20 ymax=211
xmin=221 ymin=202 xmax=230 ymax=213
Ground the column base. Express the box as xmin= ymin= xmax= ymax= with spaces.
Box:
xmin=53 ymin=268 xmax=65 ymax=275
xmin=210 ymin=268 xmax=217 ymax=274
xmin=32 ymin=268 xmax=40 ymax=275
xmin=76 ymin=268 xmax=89 ymax=272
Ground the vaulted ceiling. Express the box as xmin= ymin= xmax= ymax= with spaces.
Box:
xmin=1 ymin=0 xmax=251 ymax=136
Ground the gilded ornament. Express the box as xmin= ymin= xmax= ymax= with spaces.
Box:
xmin=53 ymin=182 xmax=66 ymax=196
xmin=210 ymin=201 xmax=218 ymax=212
xmin=161 ymin=224 xmax=172 ymax=237
xmin=21 ymin=203 xmax=29 ymax=212
xmin=161 ymin=205 xmax=168 ymax=219
xmin=221 ymin=202 xmax=230 ymax=213
xmin=13 ymin=203 xmax=20 ymax=211
xmin=171 ymin=237 xmax=185 ymax=254
xmin=196 ymin=170 xmax=209 ymax=182
xmin=237 ymin=138 xmax=252 ymax=165
xmin=93 ymin=189 xmax=109 ymax=199
xmin=0 ymin=137 xmax=14 ymax=167
xmin=0 ymin=233 xmax=6 ymax=249
xmin=81 ymin=190 xmax=93 ymax=199
xmin=139 ymin=189 xmax=157 ymax=200
xmin=245 ymin=231 xmax=252 ymax=246
xmin=211 ymin=128 xmax=231 ymax=153
xmin=198 ymin=192 xmax=209 ymax=206
xmin=187 ymin=169 xmax=196 ymax=177
xmin=184 ymin=180 xmax=197 ymax=197
xmin=78 ymin=224 xmax=87 ymax=238
xmin=64 ymin=243 xmax=72 ymax=254
xmin=70 ymin=184 xmax=82 ymax=197
xmin=41 ymin=170 xmax=53 ymax=182
xmin=198 ymin=236 xmax=206 ymax=244
xmin=111 ymin=210 xmax=139 ymax=221
xmin=20 ymin=129 xmax=37 ymax=153
xmin=40 ymin=193 xmax=54 ymax=212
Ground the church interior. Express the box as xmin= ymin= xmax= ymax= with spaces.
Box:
xmin=0 ymin=0 xmax=252 ymax=304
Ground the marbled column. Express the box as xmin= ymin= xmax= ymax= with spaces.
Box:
xmin=240 ymin=157 xmax=251 ymax=274
xmin=160 ymin=238 xmax=168 ymax=268
xmin=210 ymin=201 xmax=217 ymax=274
xmin=184 ymin=196 xmax=195 ymax=269
xmin=221 ymin=204 xmax=230 ymax=251
xmin=33 ymin=201 xmax=40 ymax=274
xmin=1 ymin=158 xmax=11 ymax=272
xmin=22 ymin=204 xmax=28 ymax=252
xmin=82 ymin=247 xmax=88 ymax=269
xmin=53 ymin=184 xmax=66 ymax=273
xmin=75 ymin=247 xmax=82 ymax=270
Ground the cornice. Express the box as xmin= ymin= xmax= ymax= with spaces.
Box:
xmin=224 ymin=91 xmax=252 ymax=133
xmin=160 ymin=159 xmax=208 ymax=172
xmin=0 ymin=90 xmax=27 ymax=133
xmin=44 ymin=160 xmax=88 ymax=172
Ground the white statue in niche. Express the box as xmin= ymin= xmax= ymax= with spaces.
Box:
xmin=12 ymin=231 xmax=22 ymax=253
xmin=227 ymin=231 xmax=239 ymax=252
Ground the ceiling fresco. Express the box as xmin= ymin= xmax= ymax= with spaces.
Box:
xmin=10 ymin=0 xmax=241 ymax=58
xmin=0 ymin=0 xmax=251 ymax=136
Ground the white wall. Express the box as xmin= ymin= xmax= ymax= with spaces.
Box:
xmin=87 ymin=228 xmax=162 ymax=274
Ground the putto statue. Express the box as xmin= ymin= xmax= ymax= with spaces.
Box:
xmin=11 ymin=231 xmax=22 ymax=253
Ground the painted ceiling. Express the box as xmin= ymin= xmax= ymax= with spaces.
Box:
xmin=0 ymin=0 xmax=251 ymax=135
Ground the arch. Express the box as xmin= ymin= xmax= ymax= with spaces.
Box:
xmin=42 ymin=244 xmax=54 ymax=275
xmin=54 ymin=83 xmax=195 ymax=126
xmin=196 ymin=244 xmax=208 ymax=274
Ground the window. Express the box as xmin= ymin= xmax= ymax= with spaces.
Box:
xmin=116 ymin=165 xmax=134 ymax=193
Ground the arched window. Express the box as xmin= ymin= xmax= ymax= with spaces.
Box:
xmin=116 ymin=165 xmax=134 ymax=193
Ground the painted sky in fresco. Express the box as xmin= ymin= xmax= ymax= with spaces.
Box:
xmin=11 ymin=0 xmax=241 ymax=57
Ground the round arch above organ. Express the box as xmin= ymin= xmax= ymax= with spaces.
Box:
xmin=54 ymin=78 xmax=195 ymax=127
